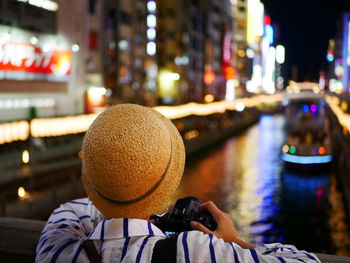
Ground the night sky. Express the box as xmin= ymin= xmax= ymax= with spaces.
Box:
xmin=261 ymin=0 xmax=350 ymax=82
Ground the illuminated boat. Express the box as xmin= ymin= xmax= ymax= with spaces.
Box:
xmin=282 ymin=153 xmax=332 ymax=165
xmin=281 ymin=133 xmax=333 ymax=173
xmin=282 ymin=98 xmax=333 ymax=173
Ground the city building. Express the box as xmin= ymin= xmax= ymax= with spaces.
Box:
xmin=0 ymin=0 xmax=241 ymax=122
xmin=245 ymin=0 xmax=265 ymax=94
xmin=326 ymin=12 xmax=350 ymax=94
xmin=156 ymin=0 xmax=183 ymax=104
xmin=232 ymin=0 xmax=250 ymax=91
xmin=177 ymin=0 xmax=204 ymax=103
xmin=157 ymin=0 xmax=233 ymax=104
xmin=91 ymin=0 xmax=159 ymax=107
xmin=0 ymin=0 xmax=85 ymax=121
xmin=340 ymin=12 xmax=350 ymax=93
xmin=232 ymin=0 xmax=268 ymax=95
xmin=202 ymin=0 xmax=233 ymax=102
xmin=103 ymin=0 xmax=158 ymax=106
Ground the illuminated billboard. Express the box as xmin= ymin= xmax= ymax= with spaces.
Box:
xmin=264 ymin=25 xmax=274 ymax=45
xmin=262 ymin=46 xmax=276 ymax=94
xmin=276 ymin=45 xmax=285 ymax=64
xmin=348 ymin=21 xmax=350 ymax=66
xmin=247 ymin=0 xmax=264 ymax=48
xmin=342 ymin=13 xmax=350 ymax=93
xmin=0 ymin=42 xmax=71 ymax=82
xmin=0 ymin=25 xmax=72 ymax=82
xmin=158 ymin=69 xmax=180 ymax=103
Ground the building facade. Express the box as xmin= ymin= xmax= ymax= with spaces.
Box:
xmin=0 ymin=0 xmax=86 ymax=121
xmin=340 ymin=12 xmax=350 ymax=93
xmin=157 ymin=0 xmax=233 ymax=104
xmin=0 ymin=0 xmax=240 ymax=122
xmin=232 ymin=0 xmax=250 ymax=91
xmin=326 ymin=12 xmax=350 ymax=94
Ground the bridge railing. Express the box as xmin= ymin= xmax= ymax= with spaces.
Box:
xmin=0 ymin=217 xmax=349 ymax=263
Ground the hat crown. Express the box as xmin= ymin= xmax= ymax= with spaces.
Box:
xmin=82 ymin=104 xmax=172 ymax=203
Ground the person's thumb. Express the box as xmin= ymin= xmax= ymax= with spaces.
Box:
xmin=190 ymin=221 xmax=212 ymax=234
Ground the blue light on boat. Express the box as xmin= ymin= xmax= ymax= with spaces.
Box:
xmin=282 ymin=153 xmax=332 ymax=164
xmin=310 ymin=104 xmax=317 ymax=113
xmin=303 ymin=105 xmax=310 ymax=113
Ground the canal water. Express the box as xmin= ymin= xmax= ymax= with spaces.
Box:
xmin=174 ymin=114 xmax=349 ymax=255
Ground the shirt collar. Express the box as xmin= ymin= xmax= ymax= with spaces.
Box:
xmin=88 ymin=218 xmax=166 ymax=240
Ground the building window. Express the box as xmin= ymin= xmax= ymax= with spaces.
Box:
xmin=121 ymin=11 xmax=132 ymax=25
xmin=135 ymin=58 xmax=143 ymax=68
xmin=89 ymin=0 xmax=97 ymax=14
xmin=167 ymin=31 xmax=175 ymax=39
xmin=214 ymin=22 xmax=220 ymax=31
xmin=108 ymin=9 xmax=116 ymax=19
xmin=168 ymin=56 xmax=175 ymax=63
xmin=135 ymin=34 xmax=143 ymax=44
xmin=89 ymin=31 xmax=98 ymax=50
xmin=190 ymin=37 xmax=198 ymax=50
xmin=25 ymin=5 xmax=42 ymax=18
xmin=213 ymin=6 xmax=220 ymax=13
xmin=191 ymin=59 xmax=196 ymax=69
xmin=167 ymin=8 xmax=175 ymax=17
xmin=6 ymin=1 xmax=21 ymax=12
xmin=238 ymin=6 xmax=246 ymax=12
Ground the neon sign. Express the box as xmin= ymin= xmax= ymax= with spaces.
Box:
xmin=204 ymin=71 xmax=215 ymax=85
xmin=348 ymin=21 xmax=350 ymax=66
xmin=265 ymin=25 xmax=274 ymax=45
xmin=0 ymin=42 xmax=71 ymax=82
xmin=223 ymin=34 xmax=231 ymax=64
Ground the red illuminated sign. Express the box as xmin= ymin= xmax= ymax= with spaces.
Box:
xmin=264 ymin=15 xmax=271 ymax=25
xmin=222 ymin=34 xmax=231 ymax=64
xmin=204 ymin=71 xmax=215 ymax=85
xmin=0 ymin=41 xmax=72 ymax=82
xmin=223 ymin=65 xmax=236 ymax=80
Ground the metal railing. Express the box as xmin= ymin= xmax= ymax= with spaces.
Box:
xmin=0 ymin=217 xmax=349 ymax=263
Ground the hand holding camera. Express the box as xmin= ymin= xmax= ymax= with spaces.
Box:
xmin=190 ymin=200 xmax=256 ymax=248
xmin=150 ymin=196 xmax=217 ymax=233
xmin=151 ymin=196 xmax=255 ymax=248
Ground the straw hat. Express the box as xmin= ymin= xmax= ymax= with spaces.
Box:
xmin=81 ymin=104 xmax=185 ymax=218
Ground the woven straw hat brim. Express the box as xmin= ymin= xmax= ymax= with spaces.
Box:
xmin=82 ymin=106 xmax=185 ymax=219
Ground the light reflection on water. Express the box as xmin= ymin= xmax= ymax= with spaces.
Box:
xmin=173 ymin=114 xmax=335 ymax=253
xmin=278 ymin=171 xmax=331 ymax=251
xmin=174 ymin=115 xmax=286 ymax=240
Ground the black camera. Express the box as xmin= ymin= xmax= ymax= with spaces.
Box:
xmin=150 ymin=196 xmax=217 ymax=233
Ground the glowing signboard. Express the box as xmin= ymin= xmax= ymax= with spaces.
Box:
xmin=204 ymin=71 xmax=215 ymax=85
xmin=348 ymin=21 xmax=350 ymax=66
xmin=247 ymin=0 xmax=264 ymax=47
xmin=223 ymin=65 xmax=236 ymax=80
xmin=276 ymin=45 xmax=285 ymax=64
xmin=265 ymin=25 xmax=274 ymax=45
xmin=0 ymin=42 xmax=71 ymax=82
xmin=158 ymin=70 xmax=180 ymax=99
xmin=222 ymin=34 xmax=231 ymax=64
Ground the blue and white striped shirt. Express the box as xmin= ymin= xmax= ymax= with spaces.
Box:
xmin=36 ymin=198 xmax=320 ymax=263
